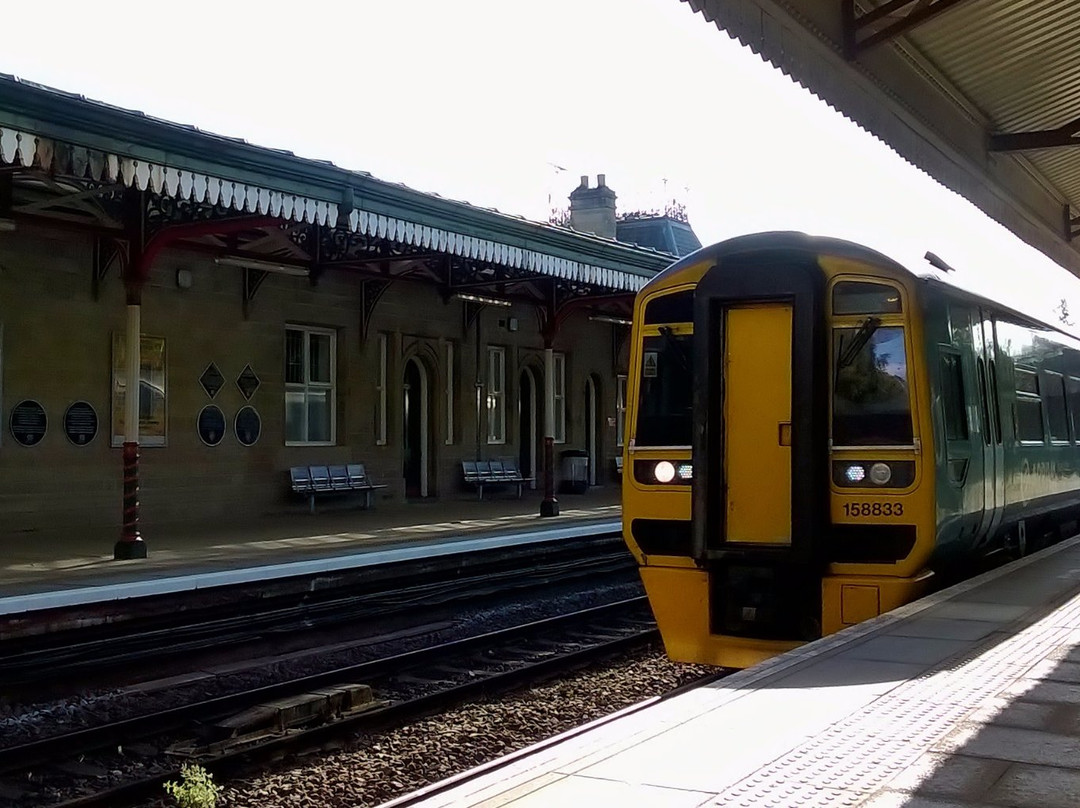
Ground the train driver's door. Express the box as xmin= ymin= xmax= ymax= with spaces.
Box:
xmin=723 ymin=304 xmax=793 ymax=545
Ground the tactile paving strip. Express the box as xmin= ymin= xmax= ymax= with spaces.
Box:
xmin=707 ymin=592 xmax=1080 ymax=806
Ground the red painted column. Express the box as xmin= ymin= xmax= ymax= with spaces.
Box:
xmin=540 ymin=345 xmax=560 ymax=517
xmin=115 ymin=284 xmax=147 ymax=559
xmin=109 ymin=215 xmax=278 ymax=559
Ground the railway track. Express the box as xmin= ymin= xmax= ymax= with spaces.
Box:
xmin=0 ymin=533 xmax=633 ymax=691
xmin=0 ymin=597 xmax=660 ymax=808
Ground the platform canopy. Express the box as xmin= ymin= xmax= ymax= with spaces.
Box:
xmin=0 ymin=74 xmax=671 ymax=329
xmin=685 ymin=0 xmax=1080 ymax=275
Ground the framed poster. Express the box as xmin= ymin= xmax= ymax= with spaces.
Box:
xmin=111 ymin=332 xmax=167 ymax=447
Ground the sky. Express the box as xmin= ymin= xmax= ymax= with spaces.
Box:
xmin=5 ymin=0 xmax=1079 ymax=328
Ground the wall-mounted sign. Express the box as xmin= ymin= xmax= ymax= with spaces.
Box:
xmin=235 ymin=405 xmax=261 ymax=446
xmin=197 ymin=405 xmax=227 ymax=447
xmin=64 ymin=401 xmax=98 ymax=446
xmin=236 ymin=365 xmax=260 ymax=400
xmin=199 ymin=363 xmax=225 ymax=399
xmin=111 ymin=333 xmax=167 ymax=447
xmin=642 ymin=351 xmax=658 ymax=378
xmin=10 ymin=400 xmax=47 ymax=447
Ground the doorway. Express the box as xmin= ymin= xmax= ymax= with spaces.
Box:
xmin=519 ymin=367 xmax=538 ymax=489
xmin=403 ymin=357 xmax=430 ymax=498
xmin=585 ymin=375 xmax=598 ymax=487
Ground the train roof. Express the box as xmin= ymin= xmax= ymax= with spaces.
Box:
xmin=649 ymin=231 xmax=1079 ymax=347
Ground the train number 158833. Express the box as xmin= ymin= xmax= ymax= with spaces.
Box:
xmin=842 ymin=502 xmax=904 ymax=517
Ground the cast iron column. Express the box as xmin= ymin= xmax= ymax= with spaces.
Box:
xmin=540 ymin=345 xmax=559 ymax=516
xmin=115 ymin=283 xmax=147 ymax=559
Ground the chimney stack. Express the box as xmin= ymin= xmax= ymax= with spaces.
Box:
xmin=568 ymin=174 xmax=617 ymax=239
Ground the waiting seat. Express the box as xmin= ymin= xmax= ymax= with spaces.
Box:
xmin=288 ymin=463 xmax=386 ymax=513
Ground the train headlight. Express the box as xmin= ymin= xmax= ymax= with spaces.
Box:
xmin=869 ymin=462 xmax=892 ymax=485
xmin=833 ymin=460 xmax=915 ymax=488
xmin=844 ymin=464 xmax=866 ymax=483
xmin=654 ymin=461 xmax=676 ymax=483
xmin=676 ymin=463 xmax=693 ymax=480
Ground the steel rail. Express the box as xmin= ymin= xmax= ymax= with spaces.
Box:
xmin=0 ymin=539 xmax=632 ymax=686
xmin=1 ymin=597 xmax=651 ymax=776
xmin=33 ymin=597 xmax=656 ymax=808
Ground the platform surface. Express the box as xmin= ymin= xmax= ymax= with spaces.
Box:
xmin=0 ymin=488 xmax=620 ymax=613
xmin=394 ymin=536 xmax=1080 ymax=808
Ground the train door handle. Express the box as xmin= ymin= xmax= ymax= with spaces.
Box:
xmin=778 ymin=422 xmax=792 ymax=446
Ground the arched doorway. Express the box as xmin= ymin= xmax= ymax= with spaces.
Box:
xmin=403 ymin=357 xmax=430 ymax=498
xmin=585 ymin=374 xmax=599 ymax=487
xmin=519 ymin=367 xmax=538 ymax=489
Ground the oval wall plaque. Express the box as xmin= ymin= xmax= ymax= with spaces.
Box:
xmin=10 ymin=400 xmax=47 ymax=447
xmin=235 ymin=405 xmax=261 ymax=447
xmin=197 ymin=405 xmax=227 ymax=447
xmin=64 ymin=401 xmax=99 ymax=446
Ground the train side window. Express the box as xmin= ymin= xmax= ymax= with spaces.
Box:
xmin=1015 ymin=368 xmax=1045 ymax=443
xmin=939 ymin=352 xmax=967 ymax=441
xmin=1045 ymin=372 xmax=1069 ymax=442
xmin=976 ymin=358 xmax=991 ymax=446
xmin=833 ymin=281 xmax=902 ymax=315
xmin=988 ymin=360 xmax=1002 ymax=443
xmin=1066 ymin=377 xmax=1080 ymax=443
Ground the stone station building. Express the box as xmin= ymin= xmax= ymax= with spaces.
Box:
xmin=0 ymin=75 xmax=699 ymax=556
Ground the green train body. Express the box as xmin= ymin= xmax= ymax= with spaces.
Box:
xmin=922 ymin=278 xmax=1080 ymax=564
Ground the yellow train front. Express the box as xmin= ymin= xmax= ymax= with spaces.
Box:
xmin=623 ymin=233 xmax=939 ymax=669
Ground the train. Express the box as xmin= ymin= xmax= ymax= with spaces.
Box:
xmin=621 ymin=232 xmax=1080 ymax=668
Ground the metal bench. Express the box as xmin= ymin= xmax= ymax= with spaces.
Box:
xmin=462 ymin=458 xmax=532 ymax=500
xmin=289 ymin=463 xmax=387 ymax=513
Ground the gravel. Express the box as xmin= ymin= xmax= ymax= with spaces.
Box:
xmin=0 ymin=578 xmax=643 ymax=750
xmin=215 ymin=648 xmax=714 ymax=808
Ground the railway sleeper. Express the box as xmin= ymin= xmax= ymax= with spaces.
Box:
xmin=204 ymin=683 xmax=380 ymax=741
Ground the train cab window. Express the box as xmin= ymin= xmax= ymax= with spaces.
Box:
xmin=1015 ymin=368 xmax=1045 ymax=443
xmin=833 ymin=282 xmax=903 ymax=315
xmin=644 ymin=291 xmax=693 ymax=325
xmin=833 ymin=324 xmax=913 ymax=446
xmin=1045 ymin=372 xmax=1069 ymax=442
xmin=939 ymin=352 xmax=968 ymax=441
xmin=635 ymin=330 xmax=693 ymax=446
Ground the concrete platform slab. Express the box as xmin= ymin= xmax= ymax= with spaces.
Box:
xmin=392 ymin=535 xmax=1080 ymax=808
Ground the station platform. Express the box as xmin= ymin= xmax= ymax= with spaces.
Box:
xmin=393 ymin=535 xmax=1080 ymax=808
xmin=0 ymin=487 xmax=620 ymax=617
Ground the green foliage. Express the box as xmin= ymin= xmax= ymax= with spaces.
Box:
xmin=163 ymin=763 xmax=221 ymax=808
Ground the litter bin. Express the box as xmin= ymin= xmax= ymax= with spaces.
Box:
xmin=560 ymin=449 xmax=589 ymax=494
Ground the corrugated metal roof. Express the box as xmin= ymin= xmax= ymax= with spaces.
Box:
xmin=893 ymin=0 xmax=1080 ymax=211
xmin=685 ymin=0 xmax=1080 ymax=272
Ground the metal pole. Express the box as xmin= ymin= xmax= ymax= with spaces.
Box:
xmin=475 ymin=311 xmax=482 ymax=463
xmin=540 ymin=346 xmax=559 ymax=516
xmin=115 ymin=293 xmax=147 ymax=559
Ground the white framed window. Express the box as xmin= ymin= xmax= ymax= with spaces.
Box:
xmin=553 ymin=351 xmax=566 ymax=443
xmin=375 ymin=333 xmax=387 ymax=445
xmin=616 ymin=374 xmax=627 ymax=447
xmin=445 ymin=341 xmax=454 ymax=445
xmin=285 ymin=325 xmax=336 ymax=446
xmin=487 ymin=346 xmax=506 ymax=444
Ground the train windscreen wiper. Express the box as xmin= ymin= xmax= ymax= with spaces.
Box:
xmin=658 ymin=326 xmax=691 ymax=373
xmin=837 ymin=316 xmax=882 ymax=370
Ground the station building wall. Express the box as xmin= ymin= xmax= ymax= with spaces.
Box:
xmin=0 ymin=223 xmax=629 ymax=540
